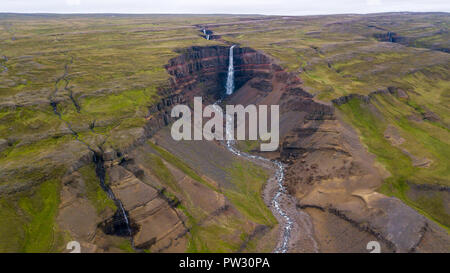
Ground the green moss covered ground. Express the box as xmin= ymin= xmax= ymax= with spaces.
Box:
xmin=0 ymin=13 xmax=448 ymax=251
xmin=148 ymin=141 xmax=277 ymax=252
xmin=218 ymin=13 xmax=449 ymax=229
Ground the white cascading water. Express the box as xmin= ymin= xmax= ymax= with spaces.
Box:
xmin=225 ymin=45 xmax=236 ymax=95
xmin=218 ymin=45 xmax=295 ymax=253
xmin=102 ymin=182 xmax=132 ymax=237
xmin=118 ymin=202 xmax=132 ymax=235
xmin=206 ymin=34 xmax=210 ymax=40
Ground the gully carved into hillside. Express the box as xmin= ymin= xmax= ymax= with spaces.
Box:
xmin=58 ymin=45 xmax=450 ymax=252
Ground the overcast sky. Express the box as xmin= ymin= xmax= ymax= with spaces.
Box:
xmin=1 ymin=0 xmax=449 ymax=15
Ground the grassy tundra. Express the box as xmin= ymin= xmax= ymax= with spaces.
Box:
xmin=0 ymin=13 xmax=448 ymax=252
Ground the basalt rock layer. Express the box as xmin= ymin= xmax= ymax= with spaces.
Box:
xmin=6 ymin=44 xmax=448 ymax=253
xmin=210 ymin=46 xmax=450 ymax=252
xmin=165 ymin=46 xmax=274 ymax=101
xmin=278 ymin=91 xmax=450 ymax=252
xmin=59 ymin=45 xmax=285 ymax=252
xmin=162 ymin=45 xmax=450 ymax=252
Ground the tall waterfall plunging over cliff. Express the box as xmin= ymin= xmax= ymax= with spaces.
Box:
xmin=222 ymin=44 xmax=294 ymax=252
xmin=225 ymin=45 xmax=236 ymax=95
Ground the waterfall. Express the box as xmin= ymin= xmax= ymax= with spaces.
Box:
xmin=217 ymin=44 xmax=317 ymax=253
xmin=225 ymin=45 xmax=236 ymax=95
xmin=118 ymin=201 xmax=132 ymax=236
xmin=94 ymin=153 xmax=133 ymax=238
xmin=206 ymin=34 xmax=210 ymax=40
xmin=203 ymin=28 xmax=206 ymax=35
xmin=222 ymin=44 xmax=294 ymax=252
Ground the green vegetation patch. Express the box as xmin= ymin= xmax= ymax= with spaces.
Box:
xmin=224 ymin=161 xmax=277 ymax=227
xmin=178 ymin=204 xmax=250 ymax=253
xmin=78 ymin=164 xmax=116 ymax=214
xmin=0 ymin=178 xmax=64 ymax=252
xmin=147 ymin=142 xmax=277 ymax=252
xmin=338 ymin=96 xmax=449 ymax=229
xmin=148 ymin=141 xmax=217 ymax=191
xmin=143 ymin=152 xmax=180 ymax=193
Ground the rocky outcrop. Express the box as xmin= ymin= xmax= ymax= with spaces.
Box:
xmin=99 ymin=45 xmax=277 ymax=160
xmin=331 ymin=86 xmax=408 ymax=106
xmin=188 ymin=45 xmax=449 ymax=252
xmin=55 ymin=44 xmax=449 ymax=253
xmin=331 ymin=88 xmax=445 ymax=127
xmin=374 ymin=32 xmax=406 ymax=43
xmin=77 ymin=45 xmax=282 ymax=252
xmin=373 ymin=31 xmax=450 ymax=53
xmin=279 ymin=86 xmax=450 ymax=252
xmin=57 ymin=169 xmax=115 ymax=253
xmin=106 ymin=164 xmax=188 ymax=251
xmin=165 ymin=46 xmax=273 ymax=101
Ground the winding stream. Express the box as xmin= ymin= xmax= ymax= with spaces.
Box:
xmin=225 ymin=135 xmax=293 ymax=253
xmin=219 ymin=45 xmax=293 ymax=253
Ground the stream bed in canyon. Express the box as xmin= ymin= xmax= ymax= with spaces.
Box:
xmin=219 ymin=45 xmax=317 ymax=253
xmin=223 ymin=123 xmax=318 ymax=253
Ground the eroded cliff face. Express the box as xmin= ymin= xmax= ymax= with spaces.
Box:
xmin=209 ymin=46 xmax=449 ymax=252
xmin=57 ymin=45 xmax=282 ymax=252
xmin=58 ymin=45 xmax=449 ymax=253
xmin=115 ymin=45 xmax=277 ymax=154
xmin=165 ymin=46 xmax=274 ymax=101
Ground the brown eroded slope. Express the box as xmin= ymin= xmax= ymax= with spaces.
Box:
xmin=55 ymin=45 xmax=282 ymax=252
xmin=215 ymin=46 xmax=450 ymax=252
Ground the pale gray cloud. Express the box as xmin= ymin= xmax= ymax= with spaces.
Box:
xmin=1 ymin=0 xmax=449 ymax=15
xmin=65 ymin=0 xmax=81 ymax=6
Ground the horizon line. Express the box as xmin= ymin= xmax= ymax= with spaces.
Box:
xmin=0 ymin=11 xmax=449 ymax=17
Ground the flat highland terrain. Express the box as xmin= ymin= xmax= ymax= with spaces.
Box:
xmin=0 ymin=12 xmax=448 ymax=252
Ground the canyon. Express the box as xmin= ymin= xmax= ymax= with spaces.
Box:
xmin=59 ymin=44 xmax=449 ymax=252
xmin=0 ymin=13 xmax=448 ymax=253
xmin=161 ymin=44 xmax=450 ymax=252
